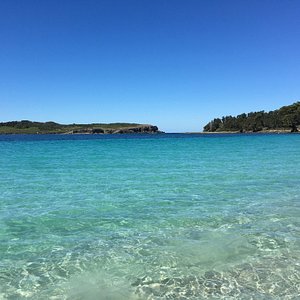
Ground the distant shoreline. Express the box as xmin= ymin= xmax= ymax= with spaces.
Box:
xmin=186 ymin=130 xmax=299 ymax=134
xmin=0 ymin=131 xmax=165 ymax=135
xmin=1 ymin=131 xmax=298 ymax=136
xmin=0 ymin=121 xmax=164 ymax=134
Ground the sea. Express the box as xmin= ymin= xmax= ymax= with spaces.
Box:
xmin=0 ymin=133 xmax=299 ymax=299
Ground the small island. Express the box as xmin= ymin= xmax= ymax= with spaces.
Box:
xmin=0 ymin=121 xmax=163 ymax=134
xmin=203 ymin=102 xmax=300 ymax=133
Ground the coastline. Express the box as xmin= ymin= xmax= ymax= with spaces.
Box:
xmin=187 ymin=129 xmax=299 ymax=134
xmin=0 ymin=123 xmax=164 ymax=135
xmin=1 ymin=130 xmax=299 ymax=135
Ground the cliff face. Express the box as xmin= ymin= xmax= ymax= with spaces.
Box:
xmin=105 ymin=125 xmax=160 ymax=134
xmin=69 ymin=125 xmax=162 ymax=134
xmin=0 ymin=121 xmax=163 ymax=134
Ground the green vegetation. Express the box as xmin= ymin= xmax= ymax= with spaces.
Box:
xmin=0 ymin=121 xmax=155 ymax=134
xmin=203 ymin=102 xmax=300 ymax=133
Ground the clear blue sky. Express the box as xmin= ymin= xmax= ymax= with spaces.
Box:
xmin=1 ymin=0 xmax=299 ymax=132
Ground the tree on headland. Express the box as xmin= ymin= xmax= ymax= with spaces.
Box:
xmin=203 ymin=102 xmax=300 ymax=132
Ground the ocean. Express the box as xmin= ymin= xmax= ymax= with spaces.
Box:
xmin=0 ymin=133 xmax=299 ymax=299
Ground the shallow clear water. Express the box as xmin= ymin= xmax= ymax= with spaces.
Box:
xmin=0 ymin=133 xmax=299 ymax=299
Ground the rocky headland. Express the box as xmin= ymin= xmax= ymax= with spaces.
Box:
xmin=67 ymin=125 xmax=162 ymax=134
xmin=0 ymin=121 xmax=164 ymax=134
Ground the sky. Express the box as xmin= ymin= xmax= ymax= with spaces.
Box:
xmin=0 ymin=0 xmax=299 ymax=132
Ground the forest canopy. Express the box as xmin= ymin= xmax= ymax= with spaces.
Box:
xmin=203 ymin=102 xmax=300 ymax=132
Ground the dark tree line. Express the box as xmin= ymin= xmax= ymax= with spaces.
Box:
xmin=203 ymin=102 xmax=300 ymax=132
xmin=0 ymin=120 xmax=61 ymax=130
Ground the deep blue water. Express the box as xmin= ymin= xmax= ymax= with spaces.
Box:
xmin=0 ymin=133 xmax=299 ymax=299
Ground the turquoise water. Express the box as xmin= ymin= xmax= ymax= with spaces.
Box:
xmin=0 ymin=134 xmax=299 ymax=299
